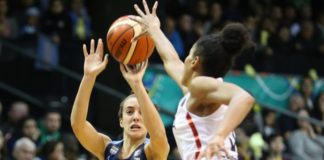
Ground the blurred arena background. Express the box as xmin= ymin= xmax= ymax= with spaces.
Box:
xmin=0 ymin=0 xmax=324 ymax=159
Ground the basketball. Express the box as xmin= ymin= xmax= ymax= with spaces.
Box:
xmin=106 ymin=16 xmax=155 ymax=65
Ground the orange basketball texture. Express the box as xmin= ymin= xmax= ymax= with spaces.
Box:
xmin=106 ymin=16 xmax=155 ymax=65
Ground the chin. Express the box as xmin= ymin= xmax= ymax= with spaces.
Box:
xmin=128 ymin=131 xmax=146 ymax=139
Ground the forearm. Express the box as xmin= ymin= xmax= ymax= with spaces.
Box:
xmin=216 ymin=92 xmax=254 ymax=137
xmin=71 ymin=75 xmax=96 ymax=130
xmin=130 ymin=81 xmax=166 ymax=137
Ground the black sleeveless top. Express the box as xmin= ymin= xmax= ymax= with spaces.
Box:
xmin=104 ymin=139 xmax=149 ymax=160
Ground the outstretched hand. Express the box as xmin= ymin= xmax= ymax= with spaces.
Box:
xmin=120 ymin=61 xmax=148 ymax=86
xmin=129 ymin=0 xmax=160 ymax=42
xmin=197 ymin=135 xmax=230 ymax=160
xmin=83 ymin=39 xmax=109 ymax=77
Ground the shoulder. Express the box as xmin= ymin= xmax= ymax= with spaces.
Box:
xmin=188 ymin=76 xmax=223 ymax=96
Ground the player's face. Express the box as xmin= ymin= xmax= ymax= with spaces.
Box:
xmin=182 ymin=46 xmax=196 ymax=86
xmin=121 ymin=97 xmax=147 ymax=139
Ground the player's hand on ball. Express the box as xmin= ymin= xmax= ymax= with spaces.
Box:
xmin=130 ymin=0 xmax=160 ymax=42
xmin=83 ymin=39 xmax=109 ymax=77
xmin=120 ymin=61 xmax=148 ymax=86
xmin=198 ymin=135 xmax=229 ymax=160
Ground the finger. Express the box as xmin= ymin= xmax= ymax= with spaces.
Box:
xmin=134 ymin=4 xmax=145 ymax=17
xmin=206 ymin=147 xmax=216 ymax=160
xmin=142 ymin=60 xmax=148 ymax=70
xmin=96 ymin=38 xmax=104 ymax=58
xmin=124 ymin=64 xmax=132 ymax=73
xmin=90 ymin=39 xmax=95 ymax=54
xmin=127 ymin=64 xmax=138 ymax=73
xmin=120 ymin=63 xmax=127 ymax=73
xmin=152 ymin=1 xmax=158 ymax=16
xmin=82 ymin=44 xmax=88 ymax=57
xmin=142 ymin=0 xmax=150 ymax=14
xmin=129 ymin=15 xmax=144 ymax=24
xmin=99 ymin=54 xmax=109 ymax=70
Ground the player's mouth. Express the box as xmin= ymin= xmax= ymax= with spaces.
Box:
xmin=130 ymin=124 xmax=141 ymax=130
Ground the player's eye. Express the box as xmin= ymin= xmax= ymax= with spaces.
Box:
xmin=126 ymin=110 xmax=133 ymax=115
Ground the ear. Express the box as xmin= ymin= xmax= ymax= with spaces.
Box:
xmin=191 ymin=56 xmax=200 ymax=69
xmin=119 ymin=119 xmax=123 ymax=128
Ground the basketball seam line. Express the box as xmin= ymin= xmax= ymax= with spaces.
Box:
xmin=111 ymin=26 xmax=134 ymax=58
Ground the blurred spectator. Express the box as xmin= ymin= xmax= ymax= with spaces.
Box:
xmin=177 ymin=14 xmax=199 ymax=54
xmin=204 ymin=2 xmax=223 ymax=34
xmin=41 ymin=0 xmax=72 ymax=41
xmin=20 ymin=7 xmax=40 ymax=39
xmin=69 ymin=0 xmax=92 ymax=41
xmin=299 ymin=4 xmax=313 ymax=21
xmin=282 ymin=5 xmax=299 ymax=37
xmin=269 ymin=26 xmax=294 ymax=55
xmin=12 ymin=137 xmax=37 ymax=160
xmin=39 ymin=110 xmax=62 ymax=146
xmin=317 ymin=12 xmax=324 ymax=39
xmin=19 ymin=6 xmax=40 ymax=52
xmin=262 ymin=109 xmax=279 ymax=140
xmin=264 ymin=134 xmax=289 ymax=160
xmin=0 ymin=130 xmax=7 ymax=160
xmin=270 ymin=6 xmax=283 ymax=30
xmin=288 ymin=109 xmax=324 ymax=160
xmin=236 ymin=128 xmax=253 ymax=160
xmin=193 ymin=0 xmax=208 ymax=22
xmin=279 ymin=94 xmax=304 ymax=139
xmin=0 ymin=0 xmax=18 ymax=39
xmin=41 ymin=140 xmax=65 ymax=160
xmin=2 ymin=101 xmax=29 ymax=141
xmin=61 ymin=134 xmax=79 ymax=160
xmin=13 ymin=0 xmax=39 ymax=28
xmin=36 ymin=0 xmax=72 ymax=70
xmin=163 ymin=16 xmax=185 ymax=59
xmin=7 ymin=117 xmax=40 ymax=159
xmin=294 ymin=21 xmax=319 ymax=56
xmin=300 ymin=76 xmax=315 ymax=112
xmin=244 ymin=15 xmax=258 ymax=42
xmin=312 ymin=91 xmax=324 ymax=135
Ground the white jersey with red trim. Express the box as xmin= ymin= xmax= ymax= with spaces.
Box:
xmin=172 ymin=92 xmax=238 ymax=160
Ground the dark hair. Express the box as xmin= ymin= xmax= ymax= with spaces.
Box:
xmin=118 ymin=94 xmax=136 ymax=119
xmin=44 ymin=109 xmax=61 ymax=118
xmin=41 ymin=140 xmax=62 ymax=159
xmin=193 ymin=23 xmax=253 ymax=77
xmin=117 ymin=89 xmax=155 ymax=120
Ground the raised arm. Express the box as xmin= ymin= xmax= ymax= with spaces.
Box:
xmin=120 ymin=62 xmax=169 ymax=159
xmin=70 ymin=39 xmax=110 ymax=160
xmin=130 ymin=0 xmax=186 ymax=93
xmin=188 ymin=77 xmax=254 ymax=159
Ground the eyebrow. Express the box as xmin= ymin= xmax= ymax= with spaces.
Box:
xmin=125 ymin=106 xmax=135 ymax=109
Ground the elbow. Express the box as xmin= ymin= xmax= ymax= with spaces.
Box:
xmin=246 ymin=94 xmax=255 ymax=109
xmin=70 ymin=117 xmax=83 ymax=133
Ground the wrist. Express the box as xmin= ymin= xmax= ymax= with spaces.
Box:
xmin=147 ymin=26 xmax=161 ymax=36
xmin=83 ymin=74 xmax=97 ymax=81
xmin=128 ymin=79 xmax=142 ymax=87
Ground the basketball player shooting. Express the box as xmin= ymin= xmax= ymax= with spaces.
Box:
xmin=130 ymin=0 xmax=255 ymax=159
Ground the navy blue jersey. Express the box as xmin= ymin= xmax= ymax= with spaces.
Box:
xmin=104 ymin=139 xmax=149 ymax=160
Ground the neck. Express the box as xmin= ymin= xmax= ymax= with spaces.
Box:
xmin=121 ymin=134 xmax=145 ymax=158
xmin=190 ymin=71 xmax=202 ymax=81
